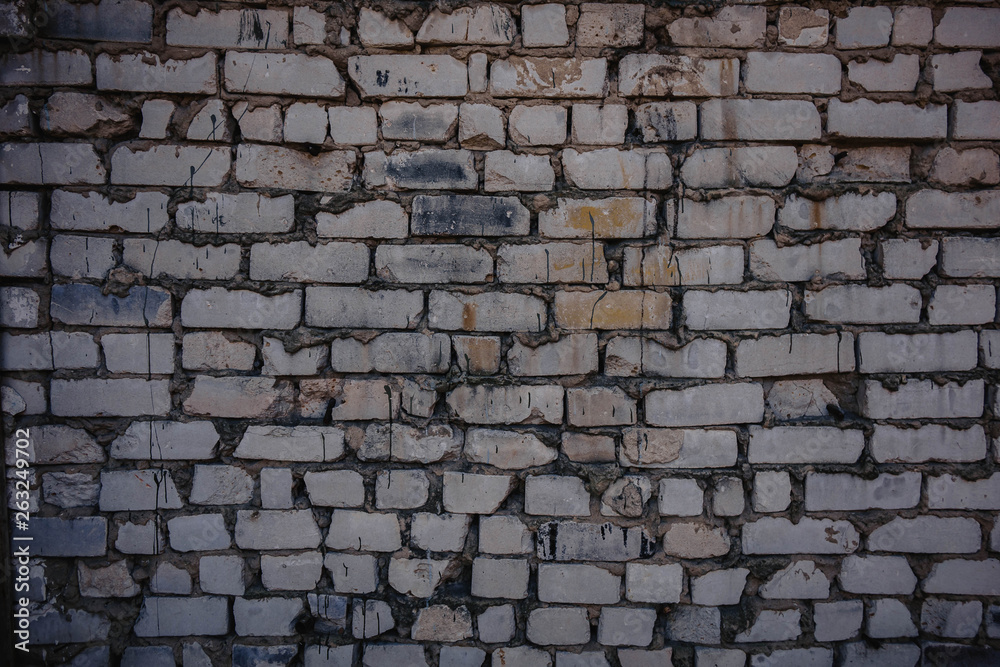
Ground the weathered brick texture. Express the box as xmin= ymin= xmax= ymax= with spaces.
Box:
xmin=3 ymin=0 xmax=1000 ymax=665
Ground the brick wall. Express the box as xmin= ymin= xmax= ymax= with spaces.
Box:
xmin=1 ymin=1 xmax=999 ymax=665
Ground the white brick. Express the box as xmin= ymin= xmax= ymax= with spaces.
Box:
xmin=906 ymin=189 xmax=1000 ymax=229
xmin=701 ymin=99 xmax=820 ymax=141
xmin=97 ymin=52 xmax=215 ymax=93
xmin=806 ymin=472 xmax=921 ymax=511
xmin=329 ymin=107 xmax=377 ymax=145
xmin=225 ymin=52 xmax=344 ymax=97
xmin=858 ymin=331 xmax=978 ymax=373
xmin=681 ymin=146 xmax=797 ymax=189
xmin=930 ymin=51 xmax=991 ymax=92
xmin=828 ymin=99 xmax=946 ymax=140
xmin=668 ymin=7 xmax=765 ymax=47
xmin=928 ymin=473 xmax=1000 ymax=510
xmin=836 ymin=7 xmax=892 ymax=48
xmin=744 ymin=52 xmax=841 ymax=94
xmin=928 ymin=284 xmax=995 ymax=325
xmin=935 ymin=8 xmax=1000 ymax=48
xmin=521 ymin=4 xmax=568 ymax=47
xmin=645 ymin=383 xmax=763 ymax=427
xmin=848 ymin=54 xmax=919 ymax=92
xmin=804 ymin=285 xmax=921 ymax=324
xmin=880 ymin=238 xmax=937 ymax=279
xmin=508 ymin=105 xmax=566 ymax=146
xmin=742 ymin=517 xmax=860 ymax=555
xmin=736 ymin=333 xmax=854 ymax=377
xmin=869 ymin=516 xmax=981 ymax=554
xmin=953 ymin=101 xmax=1000 ymax=140
xmin=684 ymin=290 xmax=790 ymax=330
xmin=349 ymin=55 xmax=467 ymax=98
xmin=748 ymin=426 xmax=864 ymax=464
xmin=942 ymin=238 xmax=1000 ymax=277
xmin=620 ymin=428 xmax=738 ymax=468
xmin=779 ymin=192 xmax=896 ymax=231
xmin=166 ymin=8 xmax=288 ymax=48
xmin=860 ymin=379 xmax=984 ymax=420
xmin=672 ymin=196 xmax=775 ymax=239
xmin=491 ymin=57 xmax=607 ymax=98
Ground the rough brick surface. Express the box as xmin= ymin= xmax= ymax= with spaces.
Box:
xmin=7 ymin=0 xmax=1000 ymax=663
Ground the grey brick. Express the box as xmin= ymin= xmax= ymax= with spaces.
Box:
xmin=101 ymin=332 xmax=174 ymax=374
xmin=430 ymin=291 xmax=546 ymax=332
xmin=182 ymin=288 xmax=301 ymax=330
xmin=51 ymin=190 xmax=169 ymax=232
xmin=491 ymin=57 xmax=607 ymax=98
xmin=538 ymin=521 xmax=654 ymax=561
xmin=236 ymin=144 xmax=353 ymax=192
xmin=380 ymin=102 xmax=457 ymax=142
xmin=182 ymin=331 xmax=256 ymax=371
xmin=538 ymin=564 xmax=619 ymax=604
xmin=306 ymin=287 xmax=422 ymax=328
xmin=701 ymin=99 xmax=820 ymax=141
xmin=52 ymin=378 xmax=170 ymax=417
xmin=0 ymin=239 xmax=46 ymax=277
xmin=134 ymin=596 xmax=230 ymax=637
xmin=99 ymin=470 xmax=182 ymax=511
xmin=226 ymin=51 xmax=343 ymax=97
xmin=828 ymin=99 xmax=946 ymax=140
xmin=316 ymin=200 xmax=407 ymax=239
xmin=619 ymin=55 xmax=737 ymax=97
xmin=744 ymin=52 xmax=841 ymax=94
xmin=124 ymin=239 xmax=240 ymax=280
xmin=167 ymin=8 xmax=289 ymax=48
xmin=472 ymin=558 xmax=530 ymax=599
xmin=367 ymin=150 xmax=476 ymax=190
xmin=44 ymin=0 xmax=152 ymax=42
xmin=28 ymin=516 xmax=107 ymax=557
xmin=184 ymin=376 xmax=292 ymax=419
xmin=527 ymin=607 xmax=589 ymax=645
xmin=0 ymin=142 xmax=106 ymax=185
xmin=235 ymin=509 xmax=321 ymax=550
xmin=0 ymin=49 xmax=92 ymax=86
xmin=376 ymin=244 xmax=492 ymax=283
xmin=50 ymin=236 xmax=115 ymax=279
xmin=111 ymin=420 xmax=218 ymax=460
xmin=111 ymin=144 xmax=229 ymax=187
xmin=325 ymin=509 xmax=400 ymax=551
xmin=97 ymin=52 xmax=216 ymax=93
xmin=176 ymin=192 xmax=294 ymax=234
xmin=349 ymin=55 xmax=467 ymax=98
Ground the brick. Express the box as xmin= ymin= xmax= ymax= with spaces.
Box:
xmin=101 ymin=332 xmax=174 ymax=374
xmin=527 ymin=607 xmax=589 ymax=646
xmin=736 ymin=333 xmax=854 ymax=377
xmin=411 ymin=513 xmax=470 ymax=552
xmin=234 ymin=597 xmax=303 ymax=637
xmin=317 ymin=200 xmax=407 ymax=239
xmin=742 ymin=517 xmax=860 ymax=555
xmin=635 ymin=102 xmax=697 ymax=142
xmin=562 ymin=432 xmax=616 ymax=463
xmin=931 ymin=148 xmax=1000 ymax=187
xmin=701 ymin=99 xmax=820 ymax=141
xmin=929 ymin=285 xmax=993 ymax=325
xmin=498 ymin=242 xmax=609 ymax=284
xmin=235 ymin=509 xmax=321 ymax=550
xmin=293 ymin=6 xmax=326 ymax=45
xmin=329 ymin=106 xmax=377 ymax=145
xmin=906 ymin=190 xmax=1000 ymax=229
xmin=953 ymin=101 xmax=1000 ymax=140
xmin=860 ymin=378 xmax=984 ymax=420
xmin=261 ymin=338 xmax=326 ymax=375
xmin=182 ymin=288 xmax=300 ymax=329
xmin=52 ymin=379 xmax=170 ymax=417
xmin=925 ymin=559 xmax=1000 ymax=596
xmin=778 ymin=7 xmax=829 ymax=46
xmin=525 ymin=475 xmax=589 ymax=516
xmin=568 ymin=386 xmax=635 ymax=426
xmin=50 ymin=236 xmax=114 ymax=279
xmin=598 ymin=607 xmax=655 ymax=647
xmin=691 ymin=568 xmax=747 ymax=606
xmin=176 ymin=192 xmax=293 ymax=234
xmin=602 ymin=475 xmax=652 ymax=517
xmin=668 ymin=6 xmax=764 ymax=46
xmin=507 ymin=334 xmax=598 ymax=376
xmin=99 ymin=470 xmax=182 ymax=511
xmin=304 ymin=470 xmax=363 ymax=507
xmin=111 ymin=144 xmax=228 ymax=187
xmin=111 ymin=421 xmax=218 ymax=460
xmin=663 ymin=522 xmax=729 ymax=558
xmin=540 ymin=197 xmax=656 ymax=239
xmin=459 ymin=103 xmax=505 ymax=149
xmin=555 ymin=289 xmax=671 ymax=330
xmin=658 ymin=478 xmax=703 ymax=516
xmin=357 ymin=8 xmax=411 ymax=48
xmin=0 ymin=239 xmax=46 ymax=277
xmin=872 ymin=425 xmax=986 ymax=464
xmin=28 ymin=516 xmax=106 ymax=557
xmin=479 ymin=515 xmax=532 ymax=555
xmin=619 ymin=55 xmax=737 ymax=97
xmin=349 ymin=55 xmax=467 ymax=98
xmin=806 ymin=472 xmax=921 ymax=511
xmin=759 ymin=560 xmax=829 ymax=599
xmin=190 ymin=465 xmax=252 ymax=505
xmin=928 ymin=472 xmax=1000 ymax=510
xmin=376 ymin=244 xmax=491 ymax=284
xmin=681 ymin=146 xmax=797 ymax=189
xmin=744 ymin=52 xmax=841 ymax=94
xmin=848 ymin=54 xmax=919 ymax=92
xmin=182 ymin=332 xmax=256 ymax=371
xmin=283 ymin=102 xmax=327 ymax=144
xmin=167 ymin=8 xmax=288 ymax=48
xmin=836 ymin=6 xmax=892 ymax=48
xmin=332 ymin=333 xmax=451 ymax=375
xmin=538 ymin=564 xmax=620 ymax=604
xmin=472 ymin=558 xmax=529 ymax=599
xmin=623 ymin=244 xmax=744 ymax=287
xmin=563 ymin=148 xmax=668 ymax=190
xmin=184 ymin=376 xmax=292 ymax=419
xmin=935 ymin=8 xmax=1000 ymax=47
xmin=124 ymin=239 xmax=240 ymax=280
xmin=0 ymin=191 xmax=39 ymax=230
xmin=521 ymin=4 xmax=568 ymax=47
xmin=443 ymin=472 xmax=513 ymax=514
xmin=814 ymin=601 xmax=862 ymax=642
xmin=412 ymin=195 xmax=529 ymax=236
xmin=646 ymin=383 xmax=763 ymax=427
xmin=804 ymin=285 xmax=921 ymax=324
xmin=627 ymin=563 xmax=683 ymax=603
xmin=42 ymin=92 xmax=132 ymax=136
xmin=468 ymin=53 xmax=488 ymax=93
xmin=1 ymin=49 xmax=92 ymax=86
xmin=572 ymin=104 xmax=627 ymax=145
xmin=620 ymin=428 xmax=737 ymax=468
xmin=251 ymin=241 xmax=368 ymax=283
xmin=380 ymin=102 xmax=457 ymax=142
xmin=638 ymin=337 xmax=727 ymax=378
xmin=134 ymin=597 xmax=229 ymax=637
xmin=750 ymin=238 xmax=865 ymax=282
xmin=577 ymin=3 xmax=644 ymax=47
xmin=97 ymin=52 xmax=215 ymax=93
xmin=858 ymin=331 xmax=977 ymax=373
xmin=447 ymin=384 xmax=562 ymax=425
xmin=828 ymin=99 xmax=946 ymax=140
xmin=922 ymin=599 xmax=981 ymax=638
xmin=865 ymin=599 xmax=918 ymax=638
xmin=485 ymin=151 xmax=554 ymax=192
xmin=508 ymin=105 xmax=566 ymax=146
xmin=430 ymin=291 xmax=546 ymax=332
xmin=351 ymin=600 xmax=394 ymax=639
xmin=412 ymin=606 xmax=473 ymax=643
xmin=417 ymin=5 xmax=515 ymax=45
xmin=667 ymin=607 xmax=720 ymax=644
xmin=225 ymin=51 xmax=343 ymax=98
xmin=671 ymin=196 xmax=775 ymax=239
xmin=881 ymin=239 xmax=938 ymax=279
xmin=892 ymin=7 xmax=932 ymax=46
xmin=491 ymin=57 xmax=607 ymax=98
xmin=1 ymin=333 xmax=51 ymax=371
xmin=236 ymin=144 xmax=353 ymax=192
xmin=1 ymin=142 xmax=106 ymax=185
xmin=32 ymin=284 xmax=145 ymax=328
xmin=941 ymin=238 xmax=1000 ymax=278
xmin=869 ymin=516 xmax=981 ymax=554
xmin=930 ymin=52 xmax=991 ymax=92
xmin=42 ymin=0 xmax=148 ymax=42
xmin=684 ymin=290 xmax=790 ymax=330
